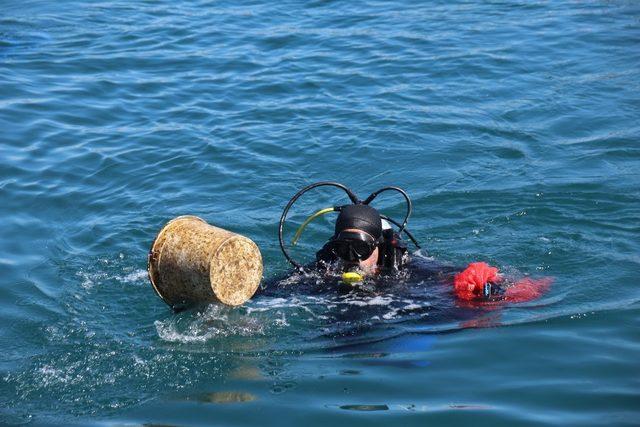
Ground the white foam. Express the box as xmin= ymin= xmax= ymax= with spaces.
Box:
xmin=154 ymin=303 xmax=267 ymax=344
xmin=382 ymin=309 xmax=399 ymax=320
xmin=347 ymin=296 xmax=393 ymax=307
xmin=274 ymin=311 xmax=290 ymax=327
xmin=76 ymin=271 xmax=101 ymax=289
xmin=117 ymin=269 xmax=148 ymax=284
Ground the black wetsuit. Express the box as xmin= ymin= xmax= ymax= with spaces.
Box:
xmin=261 ymin=232 xmax=505 ymax=304
xmin=256 ymin=246 xmax=481 ymax=340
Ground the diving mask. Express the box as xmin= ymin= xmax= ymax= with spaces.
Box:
xmin=328 ymin=230 xmax=379 ymax=263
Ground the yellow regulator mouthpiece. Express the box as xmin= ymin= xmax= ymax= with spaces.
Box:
xmin=341 ymin=271 xmax=364 ymax=285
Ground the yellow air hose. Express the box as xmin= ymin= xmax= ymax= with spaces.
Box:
xmin=291 ymin=207 xmax=335 ymax=246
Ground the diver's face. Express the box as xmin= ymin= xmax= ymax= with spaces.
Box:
xmin=357 ymin=246 xmax=379 ymax=273
xmin=340 ymin=228 xmax=379 ymax=274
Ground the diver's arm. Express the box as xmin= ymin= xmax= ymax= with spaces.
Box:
xmin=407 ymin=254 xmax=461 ymax=279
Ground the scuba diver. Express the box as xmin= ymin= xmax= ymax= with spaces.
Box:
xmin=278 ymin=181 xmax=551 ymax=304
xmin=314 ymin=203 xmax=409 ymax=276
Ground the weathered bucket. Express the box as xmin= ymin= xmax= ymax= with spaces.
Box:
xmin=147 ymin=215 xmax=263 ymax=309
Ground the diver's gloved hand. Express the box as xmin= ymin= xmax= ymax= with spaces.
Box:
xmin=453 ymin=262 xmax=499 ymax=301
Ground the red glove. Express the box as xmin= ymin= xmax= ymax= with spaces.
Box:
xmin=454 ymin=262 xmax=499 ymax=301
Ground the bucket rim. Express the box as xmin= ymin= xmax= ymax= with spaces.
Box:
xmin=147 ymin=215 xmax=207 ymax=307
xmin=208 ymin=234 xmax=263 ymax=306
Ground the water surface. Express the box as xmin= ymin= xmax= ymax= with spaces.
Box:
xmin=1 ymin=0 xmax=639 ymax=425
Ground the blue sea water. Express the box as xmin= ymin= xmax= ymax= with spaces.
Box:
xmin=1 ymin=0 xmax=640 ymax=425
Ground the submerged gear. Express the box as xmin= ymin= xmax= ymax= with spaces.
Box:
xmin=278 ymin=182 xmax=420 ymax=271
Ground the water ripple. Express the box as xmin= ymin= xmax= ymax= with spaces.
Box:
xmin=1 ymin=0 xmax=639 ymax=425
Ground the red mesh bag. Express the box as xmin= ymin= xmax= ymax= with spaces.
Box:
xmin=504 ymin=277 xmax=552 ymax=303
xmin=453 ymin=262 xmax=499 ymax=301
xmin=454 ymin=261 xmax=552 ymax=304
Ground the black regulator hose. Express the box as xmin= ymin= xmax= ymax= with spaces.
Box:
xmin=363 ymin=186 xmax=412 ymax=234
xmin=278 ymin=181 xmax=360 ymax=270
xmin=380 ymin=215 xmax=421 ymax=249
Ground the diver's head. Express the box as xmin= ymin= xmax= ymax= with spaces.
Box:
xmin=335 ymin=204 xmax=383 ymax=239
xmin=329 ymin=204 xmax=383 ymax=271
